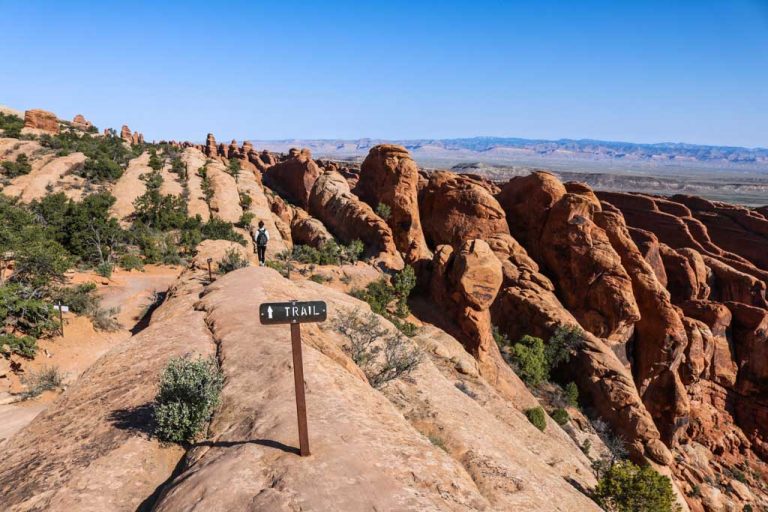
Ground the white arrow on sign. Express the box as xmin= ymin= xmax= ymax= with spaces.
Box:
xmin=267 ymin=306 xmax=273 ymax=319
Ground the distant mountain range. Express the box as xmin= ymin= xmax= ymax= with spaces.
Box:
xmin=246 ymin=136 xmax=768 ymax=170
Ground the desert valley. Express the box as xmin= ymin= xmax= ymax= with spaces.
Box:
xmin=0 ymin=104 xmax=766 ymax=511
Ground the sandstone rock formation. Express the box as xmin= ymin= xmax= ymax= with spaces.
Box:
xmin=23 ymin=109 xmax=59 ymax=133
xmin=357 ymin=144 xmax=431 ymax=265
xmin=420 ymin=171 xmax=510 ymax=247
xmin=263 ymin=148 xmax=322 ymax=208
xmin=120 ymin=125 xmax=132 ymax=142
xmin=308 ymin=171 xmax=404 ymax=270
xmin=71 ymin=114 xmax=93 ymax=131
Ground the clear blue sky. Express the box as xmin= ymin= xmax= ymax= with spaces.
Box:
xmin=1 ymin=1 xmax=767 ymax=147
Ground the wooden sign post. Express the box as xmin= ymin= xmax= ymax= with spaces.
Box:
xmin=259 ymin=300 xmax=327 ymax=457
xmin=54 ymin=302 xmax=69 ymax=336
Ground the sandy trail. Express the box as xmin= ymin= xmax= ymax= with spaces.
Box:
xmin=0 ymin=265 xmax=182 ymax=446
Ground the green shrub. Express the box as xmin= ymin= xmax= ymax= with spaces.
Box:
xmin=551 ymin=407 xmax=570 ymax=425
xmin=309 ymin=273 xmax=331 ymax=284
xmin=118 ymin=253 xmax=144 ymax=271
xmin=375 ymin=203 xmax=391 ymax=220
xmin=265 ymin=259 xmax=292 ymax=278
xmin=51 ymin=283 xmax=98 ymax=314
xmin=96 ymin=261 xmax=113 ymax=278
xmin=200 ymin=217 xmax=246 ymax=245
xmin=492 ymin=325 xmax=511 ymax=348
xmin=238 ymin=192 xmax=252 ymax=210
xmin=227 ymin=158 xmax=241 ymax=181
xmin=565 ymin=381 xmax=579 ymax=407
xmin=40 ymin=131 xmax=134 ymax=182
xmin=0 ymin=112 xmax=24 ymax=137
xmin=237 ymin=212 xmax=255 ymax=228
xmin=0 ymin=284 xmax=58 ymax=339
xmin=217 ymin=248 xmax=249 ymax=273
xmin=148 ymin=149 xmax=163 ymax=172
xmin=525 ymin=406 xmax=547 ymax=431
xmin=78 ymin=156 xmax=123 ymax=182
xmin=510 ymin=335 xmax=549 ymax=387
xmin=1 ymin=153 xmax=32 ymax=177
xmin=428 ymin=434 xmax=447 ymax=451
xmin=153 ymin=356 xmax=224 ymax=443
xmin=0 ymin=333 xmax=38 ymax=358
xmin=290 ymin=240 xmax=364 ymax=266
xmin=334 ymin=308 xmax=421 ymax=388
xmin=133 ymin=170 xmax=188 ymax=230
xmin=593 ymin=460 xmax=679 ymax=512
xmin=547 ymin=325 xmax=585 ymax=368
xmin=20 ymin=365 xmax=64 ymax=399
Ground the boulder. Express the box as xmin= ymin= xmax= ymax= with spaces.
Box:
xmin=23 ymin=109 xmax=59 ymax=133
xmin=420 ymin=171 xmax=510 ymax=248
xmin=496 ymin=171 xmax=566 ymax=261
xmin=357 ymin=145 xmax=431 ymax=265
xmin=308 ymin=171 xmax=403 ymax=271
xmin=263 ymin=148 xmax=322 ymax=208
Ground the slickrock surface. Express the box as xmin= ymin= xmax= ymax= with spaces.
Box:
xmin=153 ymin=268 xmax=600 ymax=511
xmin=3 ymin=152 xmax=86 ymax=202
xmin=110 ymin=152 xmax=151 ymax=225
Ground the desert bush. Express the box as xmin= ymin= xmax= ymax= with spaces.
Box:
xmin=21 ymin=365 xmax=64 ymax=399
xmin=133 ymin=170 xmax=188 ymax=231
xmin=309 ymin=273 xmax=331 ymax=284
xmin=1 ymin=153 xmax=32 ymax=177
xmin=0 ymin=333 xmax=38 ymax=358
xmin=551 ymin=407 xmax=570 ymax=425
xmin=153 ymin=356 xmax=224 ymax=443
xmin=547 ymin=325 xmax=585 ymax=368
xmin=90 ymin=305 xmax=122 ymax=331
xmin=217 ymin=248 xmax=249 ymax=273
xmin=227 ymin=158 xmax=241 ymax=181
xmin=96 ymin=261 xmax=113 ymax=278
xmin=40 ymin=131 xmax=134 ymax=182
xmin=238 ymin=192 xmax=252 ymax=210
xmin=200 ymin=217 xmax=246 ymax=246
xmin=265 ymin=259 xmax=292 ymax=278
xmin=0 ymin=112 xmax=24 ymax=137
xmin=593 ymin=460 xmax=680 ymax=512
xmin=352 ymin=266 xmax=417 ymax=335
xmin=148 ymin=149 xmax=163 ymax=172
xmin=492 ymin=325 xmax=511 ymax=348
xmin=510 ymin=335 xmax=549 ymax=387
xmin=118 ymin=253 xmax=144 ymax=271
xmin=0 ymin=284 xmax=58 ymax=340
xmin=375 ymin=202 xmax=391 ymax=220
xmin=565 ymin=381 xmax=579 ymax=407
xmin=237 ymin=212 xmax=255 ymax=228
xmin=334 ymin=308 xmax=421 ymax=388
xmin=290 ymin=240 xmax=364 ymax=266
xmin=51 ymin=283 xmax=98 ymax=315
xmin=525 ymin=406 xmax=547 ymax=431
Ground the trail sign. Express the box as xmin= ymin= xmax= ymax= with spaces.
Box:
xmin=259 ymin=299 xmax=328 ymax=457
xmin=259 ymin=300 xmax=327 ymax=325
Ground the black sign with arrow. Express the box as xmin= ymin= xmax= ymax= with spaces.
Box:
xmin=259 ymin=300 xmax=327 ymax=325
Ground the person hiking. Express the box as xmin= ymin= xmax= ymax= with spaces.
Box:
xmin=252 ymin=220 xmax=269 ymax=266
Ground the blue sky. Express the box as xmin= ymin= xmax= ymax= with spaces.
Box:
xmin=1 ymin=1 xmax=766 ymax=147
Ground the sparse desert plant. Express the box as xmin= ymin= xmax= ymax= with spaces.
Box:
xmin=428 ymin=434 xmax=447 ymax=451
xmin=593 ymin=460 xmax=680 ymax=512
xmin=153 ymin=356 xmax=224 ymax=443
xmin=455 ymin=380 xmax=477 ymax=399
xmin=227 ymin=158 xmax=241 ymax=182
xmin=492 ymin=325 xmax=510 ymax=348
xmin=0 ymin=333 xmax=38 ymax=358
xmin=90 ymin=306 xmax=122 ymax=331
xmin=96 ymin=261 xmax=113 ymax=279
xmin=309 ymin=273 xmax=331 ymax=284
xmin=551 ymin=407 xmax=570 ymax=426
xmin=118 ymin=253 xmax=144 ymax=271
xmin=217 ymin=248 xmax=249 ymax=274
xmin=564 ymin=381 xmax=579 ymax=407
xmin=238 ymin=192 xmax=252 ymax=210
xmin=375 ymin=202 xmax=391 ymax=220
xmin=334 ymin=308 xmax=421 ymax=388
xmin=265 ymin=259 xmax=292 ymax=278
xmin=1 ymin=153 xmax=32 ymax=177
xmin=525 ymin=406 xmax=547 ymax=431
xmin=547 ymin=325 xmax=585 ymax=368
xmin=339 ymin=273 xmax=352 ymax=285
xmin=509 ymin=335 xmax=549 ymax=387
xmin=237 ymin=212 xmax=255 ymax=228
xmin=21 ymin=365 xmax=64 ymax=399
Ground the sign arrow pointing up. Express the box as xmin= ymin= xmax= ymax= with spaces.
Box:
xmin=267 ymin=306 xmax=273 ymax=319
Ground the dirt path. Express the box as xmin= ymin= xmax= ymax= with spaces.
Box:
xmin=0 ymin=265 xmax=182 ymax=446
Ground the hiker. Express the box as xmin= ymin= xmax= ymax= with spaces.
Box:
xmin=252 ymin=220 xmax=269 ymax=266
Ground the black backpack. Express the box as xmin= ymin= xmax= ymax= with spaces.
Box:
xmin=256 ymin=229 xmax=268 ymax=247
